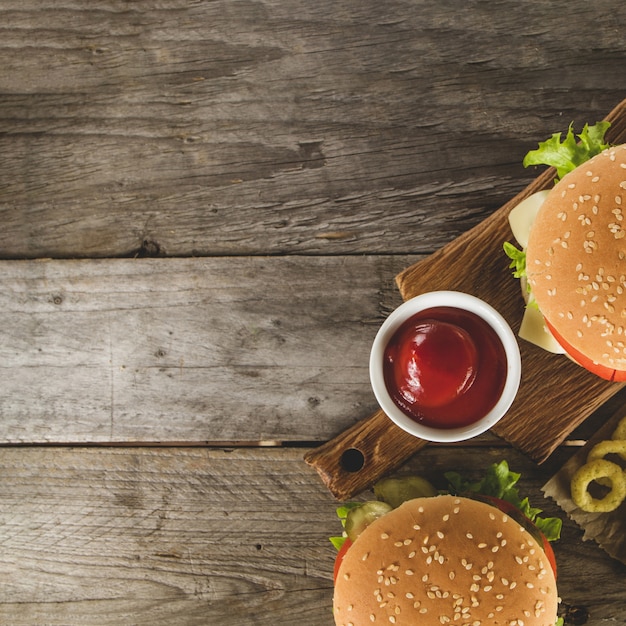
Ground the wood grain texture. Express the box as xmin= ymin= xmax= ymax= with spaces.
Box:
xmin=0 ymin=445 xmax=623 ymax=625
xmin=0 ymin=255 xmax=415 ymax=443
xmin=2 ymin=1 xmax=626 ymax=623
xmin=1 ymin=1 xmax=625 ymax=258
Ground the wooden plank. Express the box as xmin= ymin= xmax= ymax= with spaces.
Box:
xmin=1 ymin=2 xmax=625 ymax=258
xmin=0 ymin=445 xmax=622 ymax=625
xmin=0 ymin=255 xmax=415 ymax=444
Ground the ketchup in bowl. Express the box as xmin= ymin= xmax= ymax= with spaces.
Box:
xmin=382 ymin=306 xmax=507 ymax=429
xmin=370 ymin=291 xmax=521 ymax=442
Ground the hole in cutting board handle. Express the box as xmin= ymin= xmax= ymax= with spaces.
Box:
xmin=340 ymin=447 xmax=365 ymax=472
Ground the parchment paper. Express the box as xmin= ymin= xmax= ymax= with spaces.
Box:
xmin=542 ymin=406 xmax=626 ymax=565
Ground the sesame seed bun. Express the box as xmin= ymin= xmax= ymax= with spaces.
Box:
xmin=526 ymin=144 xmax=626 ymax=373
xmin=333 ymin=495 xmax=558 ymax=626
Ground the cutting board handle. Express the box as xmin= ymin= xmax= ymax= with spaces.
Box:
xmin=304 ymin=409 xmax=427 ymax=500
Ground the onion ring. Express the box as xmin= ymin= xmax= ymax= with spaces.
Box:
xmin=587 ymin=439 xmax=626 ymax=464
xmin=571 ymin=458 xmax=626 ymax=513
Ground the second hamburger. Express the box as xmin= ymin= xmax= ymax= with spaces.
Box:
xmin=506 ymin=123 xmax=626 ymax=381
xmin=333 ymin=494 xmax=560 ymax=626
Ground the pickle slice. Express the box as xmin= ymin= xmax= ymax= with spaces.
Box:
xmin=374 ymin=475 xmax=437 ymax=508
xmin=344 ymin=501 xmax=393 ymax=542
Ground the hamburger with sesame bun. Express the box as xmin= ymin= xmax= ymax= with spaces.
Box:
xmin=504 ymin=122 xmax=626 ymax=382
xmin=331 ymin=462 xmax=563 ymax=626
xmin=333 ymin=495 xmax=558 ymax=626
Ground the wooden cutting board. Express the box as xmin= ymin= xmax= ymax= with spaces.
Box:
xmin=306 ymin=98 xmax=626 ymax=500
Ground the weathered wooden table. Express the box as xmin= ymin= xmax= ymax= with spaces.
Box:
xmin=1 ymin=2 xmax=625 ymax=624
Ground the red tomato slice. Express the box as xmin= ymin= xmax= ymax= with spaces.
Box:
xmin=544 ymin=318 xmax=626 ymax=382
xmin=333 ymin=538 xmax=353 ymax=583
xmin=539 ymin=530 xmax=558 ymax=581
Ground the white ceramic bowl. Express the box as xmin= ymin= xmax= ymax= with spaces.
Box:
xmin=369 ymin=291 xmax=521 ymax=442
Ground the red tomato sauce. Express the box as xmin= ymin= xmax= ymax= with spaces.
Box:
xmin=383 ymin=306 xmax=507 ymax=429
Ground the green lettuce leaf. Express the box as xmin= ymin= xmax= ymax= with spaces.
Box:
xmin=503 ymin=241 xmax=526 ymax=280
xmin=522 ymin=121 xmax=611 ymax=181
xmin=329 ymin=502 xmax=360 ymax=550
xmin=444 ymin=460 xmax=562 ymax=541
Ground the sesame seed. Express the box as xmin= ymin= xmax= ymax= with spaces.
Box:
xmin=381 ymin=533 xmax=389 ymax=540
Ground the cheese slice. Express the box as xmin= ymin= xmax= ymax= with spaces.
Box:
xmin=507 ymin=189 xmax=566 ymax=354
xmin=519 ymin=299 xmax=566 ymax=354
xmin=507 ymin=189 xmax=551 ymax=248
